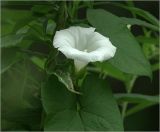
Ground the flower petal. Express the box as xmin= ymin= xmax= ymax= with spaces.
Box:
xmin=53 ymin=26 xmax=95 ymax=50
xmin=54 ymin=30 xmax=75 ymax=48
xmin=58 ymin=46 xmax=91 ymax=62
xmin=53 ymin=26 xmax=117 ymax=71
xmin=87 ymin=32 xmax=116 ymax=62
xmin=67 ymin=26 xmax=95 ymax=49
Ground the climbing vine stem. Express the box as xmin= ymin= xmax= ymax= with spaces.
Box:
xmin=122 ymin=75 xmax=137 ymax=120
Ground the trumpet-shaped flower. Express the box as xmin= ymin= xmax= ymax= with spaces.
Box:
xmin=53 ymin=26 xmax=116 ymax=71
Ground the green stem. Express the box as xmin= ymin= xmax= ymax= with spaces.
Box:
xmin=121 ymin=76 xmax=137 ymax=120
xmin=121 ymin=102 xmax=128 ymax=119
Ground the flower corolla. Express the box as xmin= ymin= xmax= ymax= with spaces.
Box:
xmin=53 ymin=26 xmax=116 ymax=71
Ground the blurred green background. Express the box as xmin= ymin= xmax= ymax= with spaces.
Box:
xmin=1 ymin=1 xmax=159 ymax=131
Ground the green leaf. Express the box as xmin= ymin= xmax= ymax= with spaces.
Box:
xmin=115 ymin=93 xmax=159 ymax=104
xmin=115 ymin=93 xmax=159 ymax=117
xmin=13 ymin=17 xmax=35 ymax=32
xmin=119 ymin=5 xmax=159 ymax=26
xmin=1 ymin=47 xmax=21 ymax=73
xmin=1 ymin=8 xmax=33 ymax=36
xmin=1 ymin=8 xmax=32 ymax=22
xmin=121 ymin=17 xmax=159 ymax=31
xmin=27 ymin=20 xmax=45 ymax=41
xmin=42 ymin=74 xmax=123 ymax=131
xmin=45 ymin=49 xmax=70 ymax=75
xmin=30 ymin=56 xmax=46 ymax=70
xmin=16 ymin=25 xmax=30 ymax=35
xmin=46 ymin=19 xmax=56 ymax=35
xmin=125 ymin=102 xmax=157 ymax=117
xmin=87 ymin=9 xmax=152 ymax=78
xmin=94 ymin=62 xmax=126 ymax=81
xmin=44 ymin=49 xmax=59 ymax=74
xmin=44 ymin=49 xmax=79 ymax=93
xmin=54 ymin=71 xmax=81 ymax=94
xmin=12 ymin=19 xmax=50 ymax=43
xmin=138 ymin=36 xmax=159 ymax=59
xmin=1 ymin=18 xmax=15 ymax=36
xmin=110 ymin=3 xmax=159 ymax=26
xmin=1 ymin=59 xmax=45 ymax=130
xmin=151 ymin=63 xmax=160 ymax=72
xmin=1 ymin=34 xmax=25 ymax=48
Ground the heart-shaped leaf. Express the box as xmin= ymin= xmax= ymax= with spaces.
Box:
xmin=42 ymin=74 xmax=123 ymax=131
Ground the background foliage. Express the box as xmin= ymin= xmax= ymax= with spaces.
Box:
xmin=1 ymin=1 xmax=159 ymax=131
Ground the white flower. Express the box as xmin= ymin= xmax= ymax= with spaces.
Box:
xmin=53 ymin=26 xmax=116 ymax=71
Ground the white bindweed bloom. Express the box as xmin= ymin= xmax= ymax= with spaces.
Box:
xmin=53 ymin=26 xmax=116 ymax=71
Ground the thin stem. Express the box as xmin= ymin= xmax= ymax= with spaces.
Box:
xmin=121 ymin=76 xmax=137 ymax=120
xmin=121 ymin=102 xmax=128 ymax=119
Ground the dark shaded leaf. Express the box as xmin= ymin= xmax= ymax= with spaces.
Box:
xmin=1 ymin=59 xmax=45 ymax=130
xmin=1 ymin=47 xmax=21 ymax=73
xmin=1 ymin=34 xmax=25 ymax=48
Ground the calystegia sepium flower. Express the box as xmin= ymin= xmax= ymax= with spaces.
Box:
xmin=53 ymin=26 xmax=116 ymax=71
